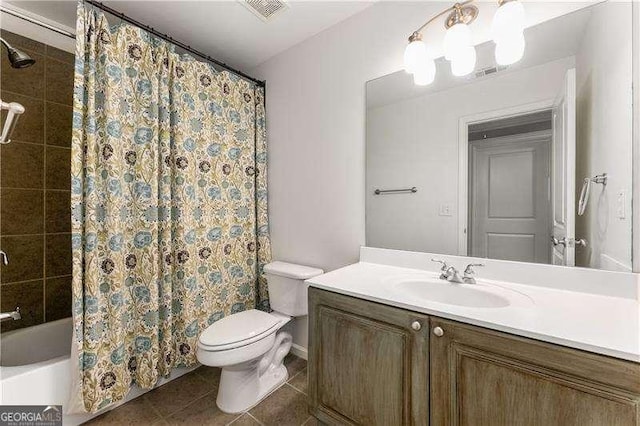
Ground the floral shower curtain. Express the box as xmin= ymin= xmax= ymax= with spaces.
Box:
xmin=70 ymin=2 xmax=271 ymax=412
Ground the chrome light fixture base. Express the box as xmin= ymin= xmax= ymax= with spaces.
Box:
xmin=408 ymin=31 xmax=423 ymax=43
xmin=444 ymin=4 xmax=478 ymax=29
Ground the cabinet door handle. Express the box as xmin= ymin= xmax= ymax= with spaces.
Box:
xmin=411 ymin=321 xmax=421 ymax=331
xmin=432 ymin=326 xmax=444 ymax=337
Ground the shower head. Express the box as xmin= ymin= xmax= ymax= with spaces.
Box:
xmin=0 ymin=37 xmax=35 ymax=68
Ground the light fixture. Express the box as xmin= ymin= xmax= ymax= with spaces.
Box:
xmin=403 ymin=0 xmax=526 ymax=85
xmin=443 ymin=23 xmax=471 ymax=61
xmin=492 ymin=0 xmax=525 ymax=42
xmin=413 ymin=57 xmax=436 ymax=86
xmin=404 ymin=32 xmax=437 ymax=85
xmin=495 ymin=32 xmax=525 ymax=65
xmin=451 ymin=46 xmax=476 ymax=77
xmin=492 ymin=0 xmax=525 ymax=65
xmin=404 ymin=32 xmax=427 ymax=74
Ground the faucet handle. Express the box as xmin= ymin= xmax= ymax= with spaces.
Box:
xmin=463 ymin=263 xmax=484 ymax=275
xmin=431 ymin=258 xmax=449 ymax=271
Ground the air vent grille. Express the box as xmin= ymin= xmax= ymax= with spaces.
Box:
xmin=241 ymin=0 xmax=288 ymax=22
xmin=473 ymin=65 xmax=509 ymax=79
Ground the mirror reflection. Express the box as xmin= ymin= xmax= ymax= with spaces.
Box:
xmin=366 ymin=1 xmax=633 ymax=271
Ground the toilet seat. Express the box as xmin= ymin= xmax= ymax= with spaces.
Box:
xmin=199 ymin=309 xmax=281 ymax=351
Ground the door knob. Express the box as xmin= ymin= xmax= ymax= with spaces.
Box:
xmin=411 ymin=321 xmax=421 ymax=331
xmin=574 ymin=238 xmax=588 ymax=247
xmin=550 ymin=236 xmax=568 ymax=247
xmin=432 ymin=326 xmax=444 ymax=337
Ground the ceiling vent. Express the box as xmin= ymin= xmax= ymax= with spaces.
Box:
xmin=472 ymin=65 xmax=509 ymax=80
xmin=240 ymin=0 xmax=289 ymax=22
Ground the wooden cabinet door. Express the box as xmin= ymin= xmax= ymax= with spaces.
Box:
xmin=430 ymin=318 xmax=640 ymax=426
xmin=308 ymin=288 xmax=429 ymax=426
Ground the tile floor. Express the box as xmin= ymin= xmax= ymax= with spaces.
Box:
xmin=85 ymin=354 xmax=317 ymax=426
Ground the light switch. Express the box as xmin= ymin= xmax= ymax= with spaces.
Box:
xmin=439 ymin=204 xmax=453 ymax=216
xmin=616 ymin=190 xmax=626 ymax=219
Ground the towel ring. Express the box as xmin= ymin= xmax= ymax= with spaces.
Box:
xmin=578 ymin=173 xmax=607 ymax=216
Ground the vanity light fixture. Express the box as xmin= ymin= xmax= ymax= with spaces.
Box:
xmin=403 ymin=0 xmax=526 ymax=85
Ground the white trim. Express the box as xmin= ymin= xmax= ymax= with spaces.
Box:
xmin=289 ymin=343 xmax=307 ymax=360
xmin=632 ymin=0 xmax=640 ymax=273
xmin=0 ymin=3 xmax=75 ymax=54
xmin=457 ymin=99 xmax=555 ymax=256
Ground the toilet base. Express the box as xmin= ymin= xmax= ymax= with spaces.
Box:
xmin=216 ymin=331 xmax=293 ymax=413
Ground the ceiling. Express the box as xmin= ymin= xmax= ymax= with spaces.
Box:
xmin=5 ymin=0 xmax=374 ymax=71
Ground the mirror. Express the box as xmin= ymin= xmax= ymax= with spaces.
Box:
xmin=366 ymin=1 xmax=634 ymax=272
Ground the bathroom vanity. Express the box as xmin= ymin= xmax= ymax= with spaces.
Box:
xmin=306 ymin=249 xmax=640 ymax=426
xmin=344 ymin=2 xmax=640 ymax=422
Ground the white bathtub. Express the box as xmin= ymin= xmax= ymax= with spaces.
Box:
xmin=0 ymin=317 xmax=197 ymax=425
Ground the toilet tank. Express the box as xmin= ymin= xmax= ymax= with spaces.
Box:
xmin=263 ymin=261 xmax=323 ymax=317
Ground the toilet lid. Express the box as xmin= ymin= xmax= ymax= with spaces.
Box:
xmin=199 ymin=309 xmax=280 ymax=349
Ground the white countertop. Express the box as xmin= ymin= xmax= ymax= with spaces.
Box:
xmin=306 ymin=261 xmax=640 ymax=363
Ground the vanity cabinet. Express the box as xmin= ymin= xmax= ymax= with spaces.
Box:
xmin=308 ymin=288 xmax=430 ymax=425
xmin=430 ymin=318 xmax=640 ymax=426
xmin=308 ymin=288 xmax=640 ymax=426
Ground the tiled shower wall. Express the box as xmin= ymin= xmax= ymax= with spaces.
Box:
xmin=0 ymin=30 xmax=74 ymax=332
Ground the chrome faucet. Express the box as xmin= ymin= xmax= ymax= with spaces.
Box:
xmin=431 ymin=259 xmax=464 ymax=283
xmin=0 ymin=307 xmax=21 ymax=322
xmin=0 ymin=250 xmax=8 ymax=265
xmin=462 ymin=263 xmax=485 ymax=284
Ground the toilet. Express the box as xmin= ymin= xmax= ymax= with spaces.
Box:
xmin=196 ymin=261 xmax=323 ymax=413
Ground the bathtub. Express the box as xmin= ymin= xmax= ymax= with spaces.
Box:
xmin=1 ymin=317 xmax=197 ymax=425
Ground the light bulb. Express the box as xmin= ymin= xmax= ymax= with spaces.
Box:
xmin=444 ymin=23 xmax=471 ymax=61
xmin=492 ymin=0 xmax=525 ymax=43
xmin=495 ymin=33 xmax=525 ymax=65
xmin=413 ymin=57 xmax=436 ymax=86
xmin=451 ymin=46 xmax=476 ymax=77
xmin=404 ymin=39 xmax=427 ymax=74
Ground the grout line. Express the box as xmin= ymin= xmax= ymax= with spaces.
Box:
xmin=157 ymin=385 xmax=219 ymax=420
xmin=225 ymin=413 xmax=246 ymax=426
xmin=246 ymin=412 xmax=265 ymax=426
xmin=42 ymin=67 xmax=47 ymax=322
xmin=3 ymin=139 xmax=72 ymax=148
xmin=1 ymin=274 xmax=72 ymax=287
xmin=1 ymin=232 xmax=71 ymax=238
xmin=1 ymin=91 xmax=73 ymax=108
xmin=287 ymin=381 xmax=306 ymax=395
xmin=143 ymin=395 xmax=166 ymax=423
xmin=284 ymin=382 xmax=305 ymax=395
xmin=301 ymin=416 xmax=315 ymax=426
xmin=288 ymin=368 xmax=304 ymax=383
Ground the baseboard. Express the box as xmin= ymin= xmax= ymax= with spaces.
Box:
xmin=290 ymin=343 xmax=308 ymax=360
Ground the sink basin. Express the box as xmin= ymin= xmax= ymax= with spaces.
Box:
xmin=391 ymin=277 xmax=520 ymax=308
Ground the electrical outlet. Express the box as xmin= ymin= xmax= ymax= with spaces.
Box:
xmin=439 ymin=204 xmax=453 ymax=216
xmin=616 ymin=190 xmax=626 ymax=219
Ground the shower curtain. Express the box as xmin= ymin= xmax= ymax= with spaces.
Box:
xmin=70 ymin=2 xmax=271 ymax=412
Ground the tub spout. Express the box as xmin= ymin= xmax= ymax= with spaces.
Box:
xmin=0 ymin=307 xmax=20 ymax=322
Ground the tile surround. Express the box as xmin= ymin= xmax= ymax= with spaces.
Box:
xmin=85 ymin=355 xmax=314 ymax=426
xmin=0 ymin=91 xmax=44 ymax=143
xmin=0 ymin=30 xmax=74 ymax=332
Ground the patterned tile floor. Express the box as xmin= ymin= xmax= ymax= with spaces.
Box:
xmin=85 ymin=355 xmax=316 ymax=426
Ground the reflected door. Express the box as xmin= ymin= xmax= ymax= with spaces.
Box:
xmin=551 ymin=68 xmax=577 ymax=266
xmin=469 ymin=133 xmax=551 ymax=263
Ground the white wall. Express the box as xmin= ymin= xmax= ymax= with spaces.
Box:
xmin=1 ymin=5 xmax=75 ymax=53
xmin=366 ymin=57 xmax=573 ymax=254
xmin=252 ymin=2 xmax=594 ymax=348
xmin=575 ymin=1 xmax=633 ymax=271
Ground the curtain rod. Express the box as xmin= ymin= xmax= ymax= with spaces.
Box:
xmin=84 ymin=1 xmax=265 ymax=87
xmin=83 ymin=1 xmax=265 ymax=87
